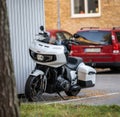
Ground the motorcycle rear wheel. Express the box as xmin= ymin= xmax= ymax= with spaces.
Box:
xmin=25 ymin=75 xmax=47 ymax=102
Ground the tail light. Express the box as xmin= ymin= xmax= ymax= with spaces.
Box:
xmin=69 ymin=45 xmax=77 ymax=55
xmin=113 ymin=44 xmax=119 ymax=53
xmin=112 ymin=35 xmax=119 ymax=53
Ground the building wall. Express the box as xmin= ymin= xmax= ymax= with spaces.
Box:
xmin=44 ymin=0 xmax=120 ymax=34
xmin=7 ymin=0 xmax=45 ymax=94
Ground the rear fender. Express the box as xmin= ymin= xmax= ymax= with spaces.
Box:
xmin=30 ymin=69 xmax=44 ymax=76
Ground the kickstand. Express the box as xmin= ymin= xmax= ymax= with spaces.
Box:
xmin=57 ymin=92 xmax=68 ymax=100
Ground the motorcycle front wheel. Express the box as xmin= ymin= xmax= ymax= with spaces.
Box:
xmin=25 ymin=75 xmax=47 ymax=102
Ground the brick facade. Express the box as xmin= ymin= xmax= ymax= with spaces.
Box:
xmin=44 ymin=0 xmax=120 ymax=34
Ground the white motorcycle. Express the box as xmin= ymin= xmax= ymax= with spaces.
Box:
xmin=25 ymin=26 xmax=96 ymax=101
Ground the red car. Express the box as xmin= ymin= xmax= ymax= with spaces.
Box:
xmin=47 ymin=29 xmax=72 ymax=42
xmin=70 ymin=27 xmax=120 ymax=71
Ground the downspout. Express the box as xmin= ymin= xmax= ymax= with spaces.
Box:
xmin=57 ymin=0 xmax=61 ymax=29
xmin=43 ymin=0 xmax=45 ymax=27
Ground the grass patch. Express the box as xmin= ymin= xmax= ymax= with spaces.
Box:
xmin=20 ymin=103 xmax=120 ymax=117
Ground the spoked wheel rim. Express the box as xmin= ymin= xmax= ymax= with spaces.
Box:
xmin=25 ymin=75 xmax=47 ymax=102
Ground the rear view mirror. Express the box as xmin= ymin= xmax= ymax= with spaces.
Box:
xmin=73 ymin=33 xmax=80 ymax=38
xmin=40 ymin=26 xmax=44 ymax=31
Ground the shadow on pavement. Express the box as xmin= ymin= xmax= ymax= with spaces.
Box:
xmin=96 ymin=68 xmax=120 ymax=74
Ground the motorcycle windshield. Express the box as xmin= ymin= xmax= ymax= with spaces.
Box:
xmin=36 ymin=35 xmax=50 ymax=44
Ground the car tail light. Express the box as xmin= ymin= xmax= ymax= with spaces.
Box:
xmin=112 ymin=34 xmax=119 ymax=53
xmin=69 ymin=45 xmax=77 ymax=55
xmin=113 ymin=44 xmax=119 ymax=53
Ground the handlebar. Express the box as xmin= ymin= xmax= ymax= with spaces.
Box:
xmin=62 ymin=39 xmax=80 ymax=51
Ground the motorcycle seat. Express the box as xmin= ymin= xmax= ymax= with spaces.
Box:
xmin=66 ymin=56 xmax=83 ymax=70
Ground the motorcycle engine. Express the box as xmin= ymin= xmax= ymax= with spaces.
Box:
xmin=56 ymin=76 xmax=70 ymax=92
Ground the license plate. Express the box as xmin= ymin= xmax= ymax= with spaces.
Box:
xmin=85 ymin=48 xmax=101 ymax=52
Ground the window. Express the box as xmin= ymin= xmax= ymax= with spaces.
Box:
xmin=71 ymin=0 xmax=101 ymax=18
xmin=56 ymin=32 xmax=65 ymax=40
xmin=76 ymin=31 xmax=112 ymax=45
xmin=56 ymin=32 xmax=72 ymax=40
xmin=63 ymin=32 xmax=72 ymax=39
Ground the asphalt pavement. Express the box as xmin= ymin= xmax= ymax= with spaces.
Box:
xmin=43 ymin=69 xmax=120 ymax=105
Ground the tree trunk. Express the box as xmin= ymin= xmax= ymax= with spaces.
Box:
xmin=0 ymin=0 xmax=19 ymax=117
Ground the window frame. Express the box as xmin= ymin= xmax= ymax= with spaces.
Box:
xmin=71 ymin=0 xmax=101 ymax=18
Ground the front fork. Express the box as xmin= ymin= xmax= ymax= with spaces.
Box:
xmin=30 ymin=65 xmax=49 ymax=93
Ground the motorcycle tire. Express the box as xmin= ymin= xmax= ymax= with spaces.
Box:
xmin=25 ymin=75 xmax=46 ymax=102
xmin=65 ymin=85 xmax=81 ymax=96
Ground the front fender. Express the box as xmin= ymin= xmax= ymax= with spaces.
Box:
xmin=30 ymin=69 xmax=44 ymax=76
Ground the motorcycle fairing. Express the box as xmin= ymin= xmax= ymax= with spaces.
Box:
xmin=30 ymin=69 xmax=44 ymax=76
xmin=29 ymin=40 xmax=67 ymax=67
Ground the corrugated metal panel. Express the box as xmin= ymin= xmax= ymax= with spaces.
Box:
xmin=6 ymin=0 xmax=45 ymax=94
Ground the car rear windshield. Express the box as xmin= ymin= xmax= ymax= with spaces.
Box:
xmin=76 ymin=30 xmax=112 ymax=45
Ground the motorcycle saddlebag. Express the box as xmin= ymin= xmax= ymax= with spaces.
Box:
xmin=78 ymin=64 xmax=96 ymax=88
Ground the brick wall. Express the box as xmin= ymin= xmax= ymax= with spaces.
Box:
xmin=44 ymin=0 xmax=120 ymax=34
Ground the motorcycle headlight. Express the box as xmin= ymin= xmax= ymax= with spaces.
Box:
xmin=37 ymin=54 xmax=56 ymax=62
xmin=37 ymin=54 xmax=44 ymax=61
xmin=36 ymin=54 xmax=56 ymax=62
xmin=29 ymin=49 xmax=56 ymax=62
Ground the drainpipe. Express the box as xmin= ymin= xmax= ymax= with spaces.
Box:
xmin=57 ymin=0 xmax=61 ymax=29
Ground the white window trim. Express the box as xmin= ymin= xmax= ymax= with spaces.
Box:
xmin=71 ymin=0 xmax=101 ymax=18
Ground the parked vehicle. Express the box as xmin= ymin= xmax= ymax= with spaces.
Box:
xmin=47 ymin=29 xmax=72 ymax=41
xmin=70 ymin=27 xmax=120 ymax=70
xmin=25 ymin=26 xmax=96 ymax=101
xmin=47 ymin=29 xmax=78 ymax=51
